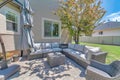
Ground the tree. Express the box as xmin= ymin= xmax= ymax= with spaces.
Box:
xmin=55 ymin=0 xmax=105 ymax=44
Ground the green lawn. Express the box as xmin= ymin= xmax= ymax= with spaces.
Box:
xmin=80 ymin=42 xmax=120 ymax=64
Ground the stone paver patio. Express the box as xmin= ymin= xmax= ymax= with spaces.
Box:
xmin=9 ymin=58 xmax=86 ymax=80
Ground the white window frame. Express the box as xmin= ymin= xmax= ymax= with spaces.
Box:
xmin=42 ymin=18 xmax=61 ymax=39
xmin=3 ymin=6 xmax=20 ymax=35
xmin=6 ymin=11 xmax=18 ymax=32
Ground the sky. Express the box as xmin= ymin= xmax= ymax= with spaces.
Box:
xmin=101 ymin=0 xmax=120 ymax=22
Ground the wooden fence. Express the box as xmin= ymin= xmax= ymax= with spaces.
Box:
xmin=80 ymin=36 xmax=120 ymax=45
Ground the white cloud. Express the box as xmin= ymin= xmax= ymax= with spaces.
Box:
xmin=102 ymin=11 xmax=120 ymax=23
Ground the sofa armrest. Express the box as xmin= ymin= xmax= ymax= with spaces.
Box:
xmin=86 ymin=66 xmax=111 ymax=80
xmin=91 ymin=52 xmax=108 ymax=63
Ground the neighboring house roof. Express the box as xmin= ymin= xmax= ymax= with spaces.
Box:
xmin=94 ymin=22 xmax=120 ymax=31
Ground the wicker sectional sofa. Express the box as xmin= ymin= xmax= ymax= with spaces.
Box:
xmin=28 ymin=43 xmax=107 ymax=68
xmin=62 ymin=44 xmax=107 ymax=68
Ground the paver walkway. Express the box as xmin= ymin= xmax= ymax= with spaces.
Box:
xmin=9 ymin=58 xmax=86 ymax=80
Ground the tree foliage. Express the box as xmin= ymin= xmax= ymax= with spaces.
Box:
xmin=55 ymin=0 xmax=105 ymax=44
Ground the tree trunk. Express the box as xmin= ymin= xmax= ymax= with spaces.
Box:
xmin=76 ymin=34 xmax=79 ymax=44
xmin=73 ymin=33 xmax=77 ymax=44
xmin=0 ymin=34 xmax=8 ymax=69
xmin=74 ymin=30 xmax=80 ymax=44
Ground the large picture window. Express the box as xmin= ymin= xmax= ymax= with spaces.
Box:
xmin=6 ymin=11 xmax=18 ymax=32
xmin=43 ymin=19 xmax=60 ymax=38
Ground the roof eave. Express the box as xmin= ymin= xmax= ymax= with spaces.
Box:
xmin=12 ymin=0 xmax=23 ymax=8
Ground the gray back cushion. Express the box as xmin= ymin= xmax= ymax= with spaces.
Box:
xmin=68 ymin=43 xmax=75 ymax=49
xmin=41 ymin=43 xmax=51 ymax=49
xmin=51 ymin=43 xmax=59 ymax=48
xmin=34 ymin=43 xmax=41 ymax=50
xmin=74 ymin=44 xmax=85 ymax=52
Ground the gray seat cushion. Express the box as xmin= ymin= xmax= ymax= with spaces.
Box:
xmin=63 ymin=48 xmax=83 ymax=55
xmin=42 ymin=49 xmax=53 ymax=53
xmin=0 ymin=64 xmax=20 ymax=79
xmin=63 ymin=48 xmax=74 ymax=54
xmin=80 ymin=54 xmax=86 ymax=60
xmin=30 ymin=49 xmax=42 ymax=55
xmin=70 ymin=50 xmax=83 ymax=55
xmin=52 ymin=48 xmax=62 ymax=52
xmin=70 ymin=50 xmax=86 ymax=60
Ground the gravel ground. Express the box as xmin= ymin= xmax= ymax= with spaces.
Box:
xmin=9 ymin=58 xmax=86 ymax=80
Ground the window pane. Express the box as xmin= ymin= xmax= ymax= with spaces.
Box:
xmin=13 ymin=23 xmax=18 ymax=32
xmin=6 ymin=11 xmax=18 ymax=32
xmin=53 ymin=23 xmax=59 ymax=37
xmin=6 ymin=13 xmax=11 ymax=20
xmin=6 ymin=12 xmax=16 ymax=22
xmin=44 ymin=20 xmax=52 ymax=37
xmin=6 ymin=21 xmax=17 ymax=32
xmin=7 ymin=21 xmax=13 ymax=31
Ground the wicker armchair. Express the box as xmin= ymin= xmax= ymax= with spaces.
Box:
xmin=86 ymin=60 xmax=120 ymax=80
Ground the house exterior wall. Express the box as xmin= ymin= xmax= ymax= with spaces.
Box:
xmin=19 ymin=0 xmax=71 ymax=43
xmin=92 ymin=28 xmax=120 ymax=36
xmin=0 ymin=2 xmax=21 ymax=52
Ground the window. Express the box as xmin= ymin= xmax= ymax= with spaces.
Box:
xmin=6 ymin=11 xmax=18 ymax=32
xmin=43 ymin=19 xmax=60 ymax=38
xmin=99 ymin=31 xmax=103 ymax=35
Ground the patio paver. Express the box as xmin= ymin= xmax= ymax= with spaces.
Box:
xmin=9 ymin=58 xmax=86 ymax=80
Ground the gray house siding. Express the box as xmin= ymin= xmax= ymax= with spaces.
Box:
xmin=19 ymin=0 xmax=71 ymax=43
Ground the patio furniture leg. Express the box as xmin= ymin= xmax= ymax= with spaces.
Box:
xmin=21 ymin=50 xmax=23 ymax=57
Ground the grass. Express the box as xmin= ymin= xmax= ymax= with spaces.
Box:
xmin=80 ymin=42 xmax=120 ymax=64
